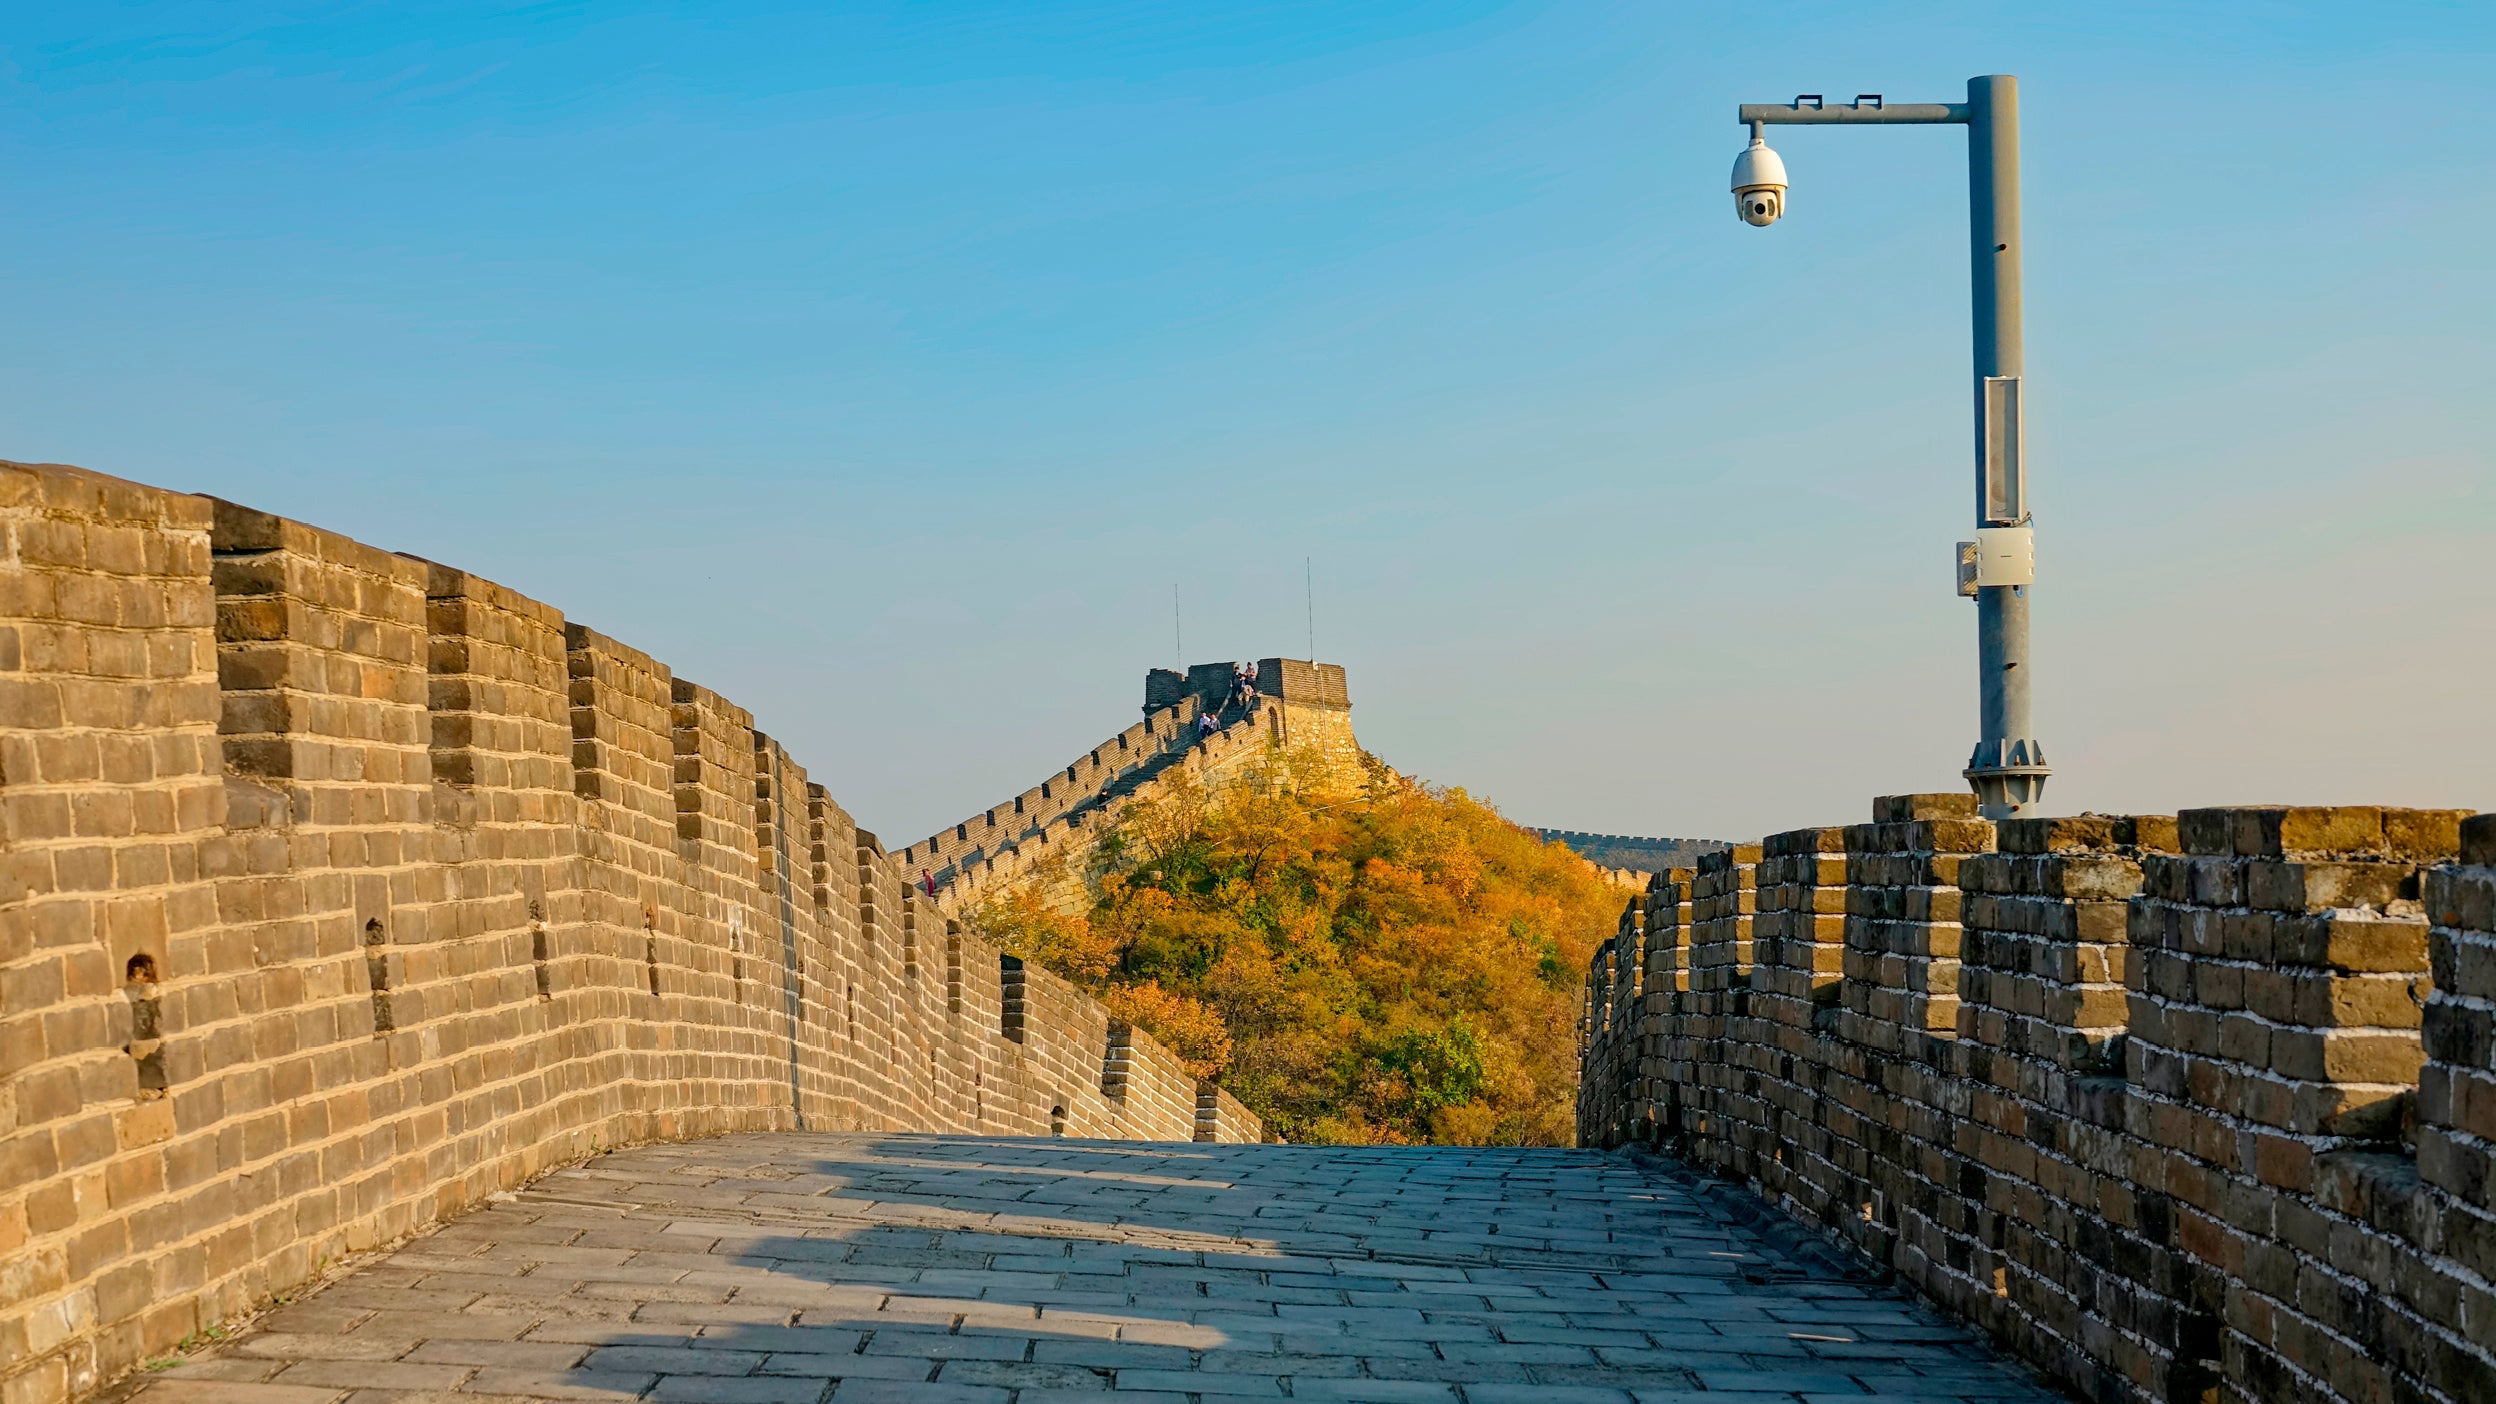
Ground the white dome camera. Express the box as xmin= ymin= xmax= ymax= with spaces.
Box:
xmin=1731 ymin=130 xmax=1787 ymax=227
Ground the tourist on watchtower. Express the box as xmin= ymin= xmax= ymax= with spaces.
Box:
xmin=1198 ymin=709 xmax=1220 ymax=738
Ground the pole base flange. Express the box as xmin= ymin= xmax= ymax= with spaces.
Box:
xmin=1965 ymin=737 xmax=2050 ymax=820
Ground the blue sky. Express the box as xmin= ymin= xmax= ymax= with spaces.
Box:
xmin=6 ymin=1 xmax=2491 ymax=842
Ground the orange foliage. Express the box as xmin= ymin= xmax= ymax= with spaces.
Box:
xmin=1101 ymin=981 xmax=1233 ymax=1079
xmin=970 ymin=757 xmax=1622 ymax=1145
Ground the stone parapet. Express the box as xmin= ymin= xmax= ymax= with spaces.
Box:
xmin=1581 ymin=796 xmax=2496 ymax=1404
xmin=0 ymin=459 xmax=1259 ymax=1404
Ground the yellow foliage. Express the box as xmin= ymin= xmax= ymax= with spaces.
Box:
xmin=1102 ymin=981 xmax=1233 ymax=1079
xmin=976 ymin=886 xmax=1119 ymax=982
xmin=969 ymin=751 xmax=1620 ymax=1145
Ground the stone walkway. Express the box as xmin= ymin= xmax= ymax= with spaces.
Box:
xmin=117 ymin=1134 xmax=2063 ymax=1404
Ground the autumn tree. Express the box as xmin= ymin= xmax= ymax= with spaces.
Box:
xmin=969 ymin=745 xmax=1624 ymax=1144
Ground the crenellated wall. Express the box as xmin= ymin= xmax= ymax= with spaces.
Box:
xmin=1580 ymin=794 xmax=2496 ymax=1404
xmin=1529 ymin=829 xmax=1729 ymax=877
xmin=0 ymin=460 xmax=1258 ymax=1404
xmin=897 ymin=657 xmax=1364 ymax=916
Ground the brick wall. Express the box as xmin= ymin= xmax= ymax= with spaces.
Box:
xmin=1580 ymin=794 xmax=2496 ymax=1404
xmin=0 ymin=459 xmax=1259 ymax=1404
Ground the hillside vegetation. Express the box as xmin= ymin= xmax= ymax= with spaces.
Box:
xmin=970 ymin=751 xmax=1625 ymax=1144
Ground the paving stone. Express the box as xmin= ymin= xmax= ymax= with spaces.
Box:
xmin=1031 ymin=1341 xmax=1194 ymax=1369
xmin=1837 ymin=1379 xmax=2046 ymax=1389
xmin=271 ymin=1361 xmax=480 ymax=1392
xmin=1201 ymin=1351 xmax=1357 ymax=1376
xmin=692 ymin=1325 xmax=865 ymax=1354
xmin=1439 ymin=1341 xmax=1600 ymax=1364
xmin=1287 ymin=1380 xmax=1458 ymax=1401
xmin=254 ymin=1305 xmax=376 ymax=1335
xmin=1114 ymin=1369 xmax=1284 ymax=1394
xmin=354 ymin=1313 xmax=542 ymax=1342
xmin=1695 ymin=1369 xmax=1872 ymax=1393
xmin=580 ymin=1345 xmax=765 ymax=1374
xmin=931 ymin=1359 xmax=1113 ymax=1388
xmin=647 ymin=1377 xmax=827 ymax=1403
xmin=1630 ymin=1393 xmax=1809 ymax=1404
xmin=859 ymin=1330 xmax=1026 ymax=1359
xmin=522 ymin=1322 xmax=702 ymax=1346
xmin=338 ymin=1393 xmax=550 ymax=1404
xmin=757 ymin=1353 xmax=930 ymax=1381
xmin=827 ymin=1382 xmax=1005 ymax=1403
xmin=455 ymin=1370 xmax=656 ymax=1401
xmin=236 ymin=1334 xmax=424 ymax=1362
xmin=127 ymin=1383 xmax=348 ymax=1403
xmin=149 ymin=1360 xmax=290 ymax=1382
xmin=405 ymin=1340 xmax=592 ymax=1369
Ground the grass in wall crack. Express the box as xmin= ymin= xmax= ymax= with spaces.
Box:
xmin=971 ymin=751 xmax=1623 ymax=1144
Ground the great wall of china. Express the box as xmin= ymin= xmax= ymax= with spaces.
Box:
xmin=1577 ymin=793 xmax=2496 ymax=1404
xmin=11 ymin=453 xmax=2492 ymax=1404
xmin=0 ymin=459 xmax=1267 ymax=1404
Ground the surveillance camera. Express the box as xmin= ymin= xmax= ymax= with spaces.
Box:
xmin=1730 ymin=133 xmax=1787 ymax=228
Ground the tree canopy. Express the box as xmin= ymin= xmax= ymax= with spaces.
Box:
xmin=971 ymin=753 xmax=1623 ymax=1144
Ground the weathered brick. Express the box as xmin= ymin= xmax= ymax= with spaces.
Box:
xmin=0 ymin=458 xmax=1261 ymax=1404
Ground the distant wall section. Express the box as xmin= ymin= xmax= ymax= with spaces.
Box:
xmin=902 ymin=657 xmax=1363 ymax=916
xmin=1531 ymin=829 xmax=1731 ymax=880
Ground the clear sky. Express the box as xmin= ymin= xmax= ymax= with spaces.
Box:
xmin=5 ymin=1 xmax=2491 ymax=843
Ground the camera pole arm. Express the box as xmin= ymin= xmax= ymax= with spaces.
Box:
xmin=1736 ymin=97 xmax=1966 ymax=126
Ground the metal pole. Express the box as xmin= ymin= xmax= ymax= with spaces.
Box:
xmin=1963 ymin=74 xmax=2048 ymax=817
xmin=1731 ymin=81 xmax=2050 ymax=815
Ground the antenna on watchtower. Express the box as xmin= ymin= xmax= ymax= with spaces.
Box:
xmin=1305 ymin=557 xmax=1314 ymax=661
xmin=1172 ymin=583 xmax=1182 ymax=668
